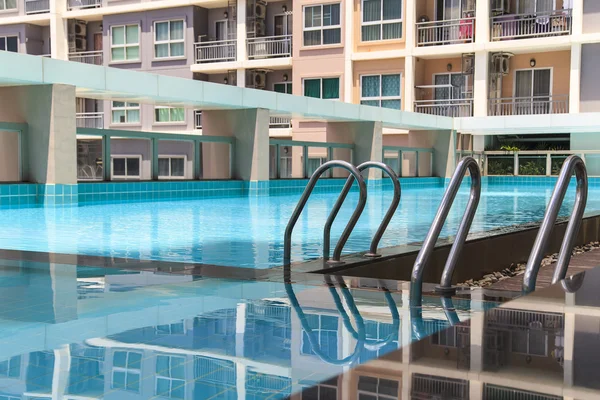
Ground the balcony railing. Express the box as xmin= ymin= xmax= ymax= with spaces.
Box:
xmin=68 ymin=0 xmax=102 ymax=10
xmin=76 ymin=112 xmax=104 ymax=129
xmin=488 ymin=95 xmax=569 ymax=116
xmin=247 ymin=35 xmax=292 ymax=59
xmin=416 ymin=18 xmax=475 ymax=46
xmin=69 ymin=51 xmax=103 ymax=65
xmin=269 ymin=116 xmax=291 ymax=128
xmin=195 ymin=39 xmax=236 ymax=64
xmin=414 ymin=99 xmax=473 ymax=117
xmin=194 ymin=110 xmax=202 ymax=129
xmin=24 ymin=0 xmax=49 ymax=14
xmin=491 ymin=9 xmax=572 ymax=41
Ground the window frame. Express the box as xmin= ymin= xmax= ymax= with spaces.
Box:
xmin=357 ymin=376 xmax=400 ymax=400
xmin=110 ymin=24 xmax=141 ymax=63
xmin=111 ymin=101 xmax=141 ymax=125
xmin=273 ymin=82 xmax=293 ymax=94
xmin=302 ymin=77 xmax=341 ymax=100
xmin=154 ymin=106 xmax=186 ymax=124
xmin=111 ymin=350 xmax=142 ymax=393
xmin=158 ymin=155 xmax=187 ymax=180
xmin=299 ymin=313 xmax=339 ymax=358
xmin=153 ymin=19 xmax=186 ymax=60
xmin=517 ymin=0 xmax=556 ymax=14
xmin=360 ymin=73 xmax=402 ymax=109
xmin=302 ymin=3 xmax=342 ymax=47
xmin=360 ymin=0 xmax=403 ymax=42
xmin=432 ymin=72 xmax=471 ymax=102
xmin=431 ymin=327 xmax=458 ymax=347
xmin=111 ymin=155 xmax=142 ymax=180
xmin=0 ymin=0 xmax=17 ymax=11
xmin=0 ymin=35 xmax=18 ymax=52
xmin=155 ymin=354 xmax=186 ymax=399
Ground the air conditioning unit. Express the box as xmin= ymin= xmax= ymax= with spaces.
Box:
xmin=74 ymin=22 xmax=87 ymax=37
xmin=251 ymin=70 xmax=267 ymax=89
xmin=254 ymin=20 xmax=266 ymax=36
xmin=75 ymin=37 xmax=87 ymax=51
xmin=255 ymin=1 xmax=267 ymax=19
xmin=493 ymin=53 xmax=512 ymax=76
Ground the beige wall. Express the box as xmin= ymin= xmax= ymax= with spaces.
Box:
xmin=500 ymin=51 xmax=571 ymax=98
xmin=415 ymin=57 xmax=465 ymax=101
xmin=352 ymin=58 xmax=406 ymax=105
xmin=0 ymin=131 xmax=20 ymax=182
xmin=352 ymin=0 xmax=406 ymax=53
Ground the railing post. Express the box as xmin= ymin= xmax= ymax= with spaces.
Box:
xmin=415 ymin=151 xmax=420 ymax=177
xmin=302 ymin=145 xmax=309 ymax=179
xmin=483 ymin=154 xmax=488 ymax=176
xmin=151 ymin=138 xmax=159 ymax=180
xmin=102 ymin=134 xmax=111 ymax=181
xmin=546 ymin=153 xmax=552 ymax=176
xmin=514 ymin=152 xmax=519 ymax=176
xmin=275 ymin=144 xmax=281 ymax=179
xmin=194 ymin=139 xmax=202 ymax=179
xmin=398 ymin=150 xmax=402 ymax=177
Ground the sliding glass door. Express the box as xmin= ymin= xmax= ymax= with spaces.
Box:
xmin=514 ymin=69 xmax=551 ymax=115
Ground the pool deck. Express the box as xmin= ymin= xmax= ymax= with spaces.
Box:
xmin=490 ymin=248 xmax=600 ymax=291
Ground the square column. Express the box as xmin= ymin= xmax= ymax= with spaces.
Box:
xmin=572 ymin=0 xmax=583 ymax=35
xmin=202 ymin=108 xmax=270 ymax=190
xmin=50 ymin=0 xmax=68 ymax=60
xmin=475 ymin=0 xmax=490 ymax=43
xmin=570 ymin=43 xmax=582 ymax=114
xmin=236 ymin=0 xmax=247 ymax=63
xmin=473 ymin=51 xmax=489 ymax=117
xmin=327 ymin=121 xmax=383 ymax=181
xmin=343 ymin=0 xmax=354 ymax=103
xmin=404 ymin=56 xmax=416 ymax=112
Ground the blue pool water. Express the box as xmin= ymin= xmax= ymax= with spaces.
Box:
xmin=0 ymin=181 xmax=596 ymax=268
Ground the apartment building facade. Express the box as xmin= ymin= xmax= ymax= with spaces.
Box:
xmin=1 ymin=0 xmax=599 ymax=180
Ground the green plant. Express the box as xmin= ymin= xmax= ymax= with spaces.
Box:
xmin=488 ymin=157 xmax=514 ymax=175
xmin=534 ymin=142 xmax=548 ymax=151
xmin=500 ymin=144 xmax=520 ymax=152
xmin=519 ymin=160 xmax=546 ymax=176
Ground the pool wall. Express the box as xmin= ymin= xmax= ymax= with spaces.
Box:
xmin=0 ymin=176 xmax=597 ymax=208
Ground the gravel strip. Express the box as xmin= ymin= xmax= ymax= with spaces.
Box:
xmin=459 ymin=241 xmax=600 ymax=288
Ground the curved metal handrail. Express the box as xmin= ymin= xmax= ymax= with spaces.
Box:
xmin=561 ymin=271 xmax=586 ymax=294
xmin=283 ymin=160 xmax=367 ymax=265
xmin=284 ymin=281 xmax=365 ymax=366
xmin=323 ymin=161 xmax=401 ymax=261
xmin=324 ymin=275 xmax=400 ymax=351
xmin=410 ymin=157 xmax=482 ymax=307
xmin=522 ymin=155 xmax=588 ymax=294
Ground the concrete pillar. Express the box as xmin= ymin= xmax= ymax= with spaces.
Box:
xmin=343 ymin=0 xmax=353 ymax=103
xmin=50 ymin=0 xmax=68 ymax=60
xmin=404 ymin=56 xmax=416 ymax=112
xmin=404 ymin=0 xmax=416 ymax=50
xmin=327 ymin=121 xmax=383 ymax=181
xmin=202 ymin=108 xmax=270 ymax=186
xmin=570 ymin=43 xmax=582 ymax=114
xmin=475 ymin=0 xmax=490 ymax=43
xmin=236 ymin=0 xmax=247 ymax=63
xmin=432 ymin=130 xmax=456 ymax=178
xmin=0 ymin=84 xmax=77 ymax=185
xmin=572 ymin=0 xmax=583 ymax=36
xmin=473 ymin=51 xmax=489 ymax=117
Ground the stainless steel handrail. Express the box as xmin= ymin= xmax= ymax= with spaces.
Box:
xmin=323 ymin=161 xmax=401 ymax=262
xmin=522 ymin=155 xmax=588 ymax=293
xmin=410 ymin=157 xmax=482 ymax=307
xmin=283 ymin=160 xmax=367 ymax=266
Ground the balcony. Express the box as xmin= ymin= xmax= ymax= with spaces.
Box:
xmin=491 ymin=10 xmax=572 ymax=41
xmin=76 ymin=112 xmax=104 ymax=129
xmin=416 ymin=18 xmax=475 ymax=46
xmin=247 ymin=35 xmax=292 ymax=59
xmin=194 ymin=40 xmax=236 ymax=64
xmin=269 ymin=116 xmax=291 ymax=129
xmin=488 ymin=95 xmax=569 ymax=116
xmin=24 ymin=0 xmax=49 ymax=14
xmin=69 ymin=51 xmax=103 ymax=65
xmin=67 ymin=0 xmax=102 ymax=10
xmin=414 ymin=99 xmax=473 ymax=117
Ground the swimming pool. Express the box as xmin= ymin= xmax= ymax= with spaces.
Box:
xmin=0 ymin=179 xmax=596 ymax=269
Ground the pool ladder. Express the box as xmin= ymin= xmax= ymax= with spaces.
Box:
xmin=283 ymin=160 xmax=401 ymax=266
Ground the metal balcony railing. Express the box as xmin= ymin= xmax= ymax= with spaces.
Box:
xmin=416 ymin=18 xmax=475 ymax=46
xmin=195 ymin=39 xmax=236 ymax=63
xmin=414 ymin=99 xmax=473 ymax=117
xmin=69 ymin=51 xmax=103 ymax=65
xmin=24 ymin=0 xmax=49 ymax=13
xmin=488 ymin=95 xmax=569 ymax=116
xmin=491 ymin=9 xmax=572 ymax=41
xmin=412 ymin=374 xmax=469 ymax=400
xmin=194 ymin=110 xmax=202 ymax=129
xmin=76 ymin=112 xmax=104 ymax=129
xmin=68 ymin=0 xmax=102 ymax=9
xmin=269 ymin=116 xmax=291 ymax=128
xmin=247 ymin=35 xmax=292 ymax=59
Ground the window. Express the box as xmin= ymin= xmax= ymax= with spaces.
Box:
xmin=359 ymin=321 xmax=399 ymax=363
xmin=303 ymin=4 xmax=341 ymax=46
xmin=361 ymin=74 xmax=401 ymax=109
xmin=357 ymin=376 xmax=399 ymax=400
xmin=514 ymin=68 xmax=552 ymax=114
xmin=156 ymin=355 xmax=185 ymax=399
xmin=301 ymin=377 xmax=338 ymax=400
xmin=112 ymin=101 xmax=140 ymax=124
xmin=0 ymin=0 xmax=16 ymax=10
xmin=111 ymin=24 xmax=140 ymax=61
xmin=0 ymin=356 xmax=20 ymax=378
xmin=154 ymin=20 xmax=184 ymax=58
xmin=511 ymin=321 xmax=548 ymax=356
xmin=112 ymin=351 xmax=141 ymax=393
xmin=274 ymin=82 xmax=293 ymax=94
xmin=300 ymin=314 xmax=338 ymax=359
xmin=156 ymin=321 xmax=185 ymax=335
xmin=361 ymin=0 xmax=402 ymax=41
xmin=431 ymin=327 xmax=457 ymax=347
xmin=0 ymin=36 xmax=17 ymax=52
xmin=434 ymin=73 xmax=469 ymax=101
xmin=154 ymin=106 xmax=185 ymax=123
xmin=111 ymin=156 xmax=141 ymax=180
xmin=517 ymin=0 xmax=554 ymax=14
xmin=158 ymin=156 xmax=186 ymax=179
xmin=303 ymin=78 xmax=340 ymax=100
